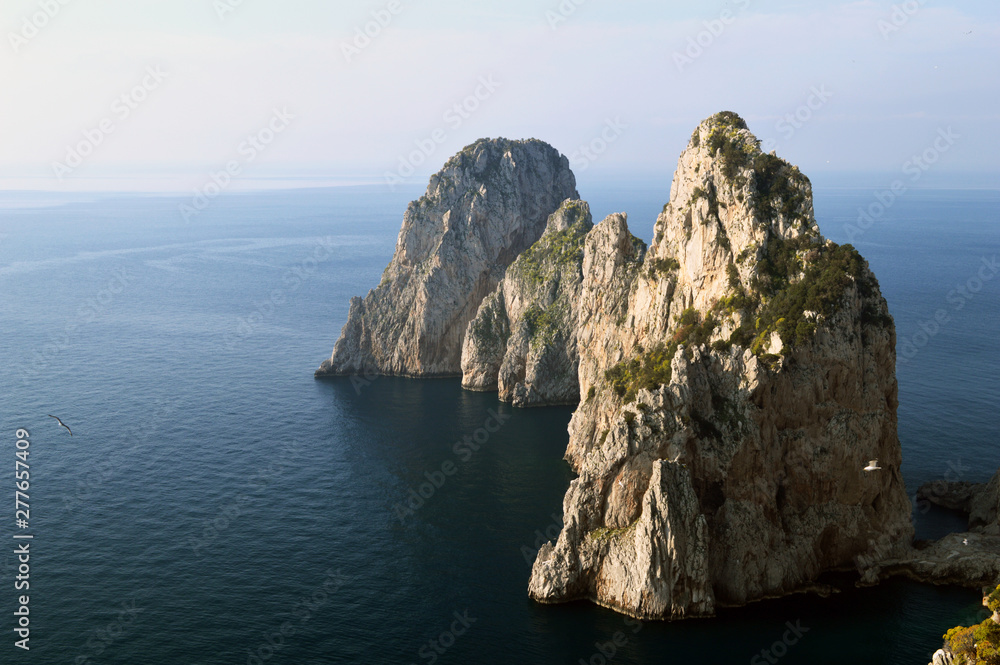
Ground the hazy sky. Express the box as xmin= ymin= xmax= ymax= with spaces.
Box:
xmin=1 ymin=0 xmax=997 ymax=191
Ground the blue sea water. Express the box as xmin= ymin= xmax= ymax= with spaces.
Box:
xmin=0 ymin=183 xmax=997 ymax=664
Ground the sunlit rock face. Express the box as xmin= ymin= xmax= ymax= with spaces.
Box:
xmin=528 ymin=112 xmax=913 ymax=620
xmin=317 ymin=138 xmax=577 ymax=378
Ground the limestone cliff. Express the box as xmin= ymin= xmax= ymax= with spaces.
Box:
xmin=460 ymin=199 xmax=593 ymax=406
xmin=316 ymin=138 xmax=578 ymax=377
xmin=528 ymin=112 xmax=915 ymax=619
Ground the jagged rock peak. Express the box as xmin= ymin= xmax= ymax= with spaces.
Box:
xmin=651 ymin=110 xmax=820 ymax=318
xmin=529 ymin=112 xmax=912 ymax=621
xmin=545 ymin=198 xmax=592 ymax=233
xmin=317 ymin=138 xmax=578 ymax=378
xmin=460 ymin=199 xmax=594 ymax=406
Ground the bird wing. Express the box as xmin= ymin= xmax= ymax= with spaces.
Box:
xmin=48 ymin=415 xmax=72 ymax=435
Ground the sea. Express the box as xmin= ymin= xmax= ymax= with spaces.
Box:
xmin=0 ymin=181 xmax=997 ymax=664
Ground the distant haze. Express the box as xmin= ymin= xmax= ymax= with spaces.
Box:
xmin=0 ymin=0 xmax=997 ymax=191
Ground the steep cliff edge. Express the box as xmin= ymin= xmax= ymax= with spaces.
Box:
xmin=528 ymin=112 xmax=915 ymax=619
xmin=316 ymin=138 xmax=578 ymax=377
xmin=460 ymin=199 xmax=593 ymax=406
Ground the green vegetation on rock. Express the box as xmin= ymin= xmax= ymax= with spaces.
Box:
xmin=701 ymin=112 xmax=812 ymax=228
xmin=523 ymin=303 xmax=564 ymax=350
xmin=588 ymin=518 xmax=639 ymax=543
xmin=943 ymin=585 xmax=1000 ymax=664
xmin=647 ymin=256 xmax=680 ymax=279
xmin=721 ymin=234 xmax=887 ymax=356
xmin=469 ymin=302 xmax=508 ymax=349
xmin=512 ymin=219 xmax=590 ymax=285
xmin=705 ymin=114 xmax=758 ymax=180
xmin=752 ymin=152 xmax=811 ymax=225
xmin=604 ymin=308 xmax=718 ymax=402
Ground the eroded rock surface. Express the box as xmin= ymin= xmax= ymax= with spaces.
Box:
xmin=918 ymin=467 xmax=1000 ymax=535
xmin=461 ymin=199 xmax=592 ymax=406
xmin=528 ymin=112 xmax=914 ymax=619
xmin=316 ymin=138 xmax=577 ymax=377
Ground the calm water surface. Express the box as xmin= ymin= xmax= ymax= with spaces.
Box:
xmin=0 ymin=184 xmax=996 ymax=664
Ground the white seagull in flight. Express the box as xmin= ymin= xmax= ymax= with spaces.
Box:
xmin=863 ymin=460 xmax=882 ymax=472
xmin=47 ymin=415 xmax=72 ymax=436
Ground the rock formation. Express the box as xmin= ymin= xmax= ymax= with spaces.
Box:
xmin=316 ymin=138 xmax=578 ymax=377
xmin=871 ymin=532 xmax=1000 ymax=589
xmin=929 ymin=585 xmax=1000 ymax=665
xmin=918 ymin=467 xmax=1000 ymax=535
xmin=460 ymin=199 xmax=593 ymax=406
xmin=527 ymin=112 xmax=915 ymax=619
xmin=313 ymin=111 xmax=994 ymax=623
xmin=861 ymin=467 xmax=1000 ymax=591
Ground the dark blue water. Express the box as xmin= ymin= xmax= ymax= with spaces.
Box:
xmin=0 ymin=184 xmax=996 ymax=664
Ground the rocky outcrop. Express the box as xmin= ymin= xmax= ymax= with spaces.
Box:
xmin=971 ymin=470 xmax=1000 ymax=534
xmin=460 ymin=199 xmax=592 ymax=406
xmin=868 ymin=532 xmax=1000 ymax=589
xmin=918 ymin=467 xmax=1000 ymax=535
xmin=870 ymin=467 xmax=1000 ymax=591
xmin=930 ymin=586 xmax=1000 ymax=665
xmin=316 ymin=138 xmax=578 ymax=377
xmin=930 ymin=648 xmax=955 ymax=665
xmin=528 ymin=112 xmax=915 ymax=619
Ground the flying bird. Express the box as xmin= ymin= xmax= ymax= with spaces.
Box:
xmin=47 ymin=415 xmax=72 ymax=436
xmin=863 ymin=460 xmax=882 ymax=472
xmin=963 ymin=538 xmax=969 ymax=546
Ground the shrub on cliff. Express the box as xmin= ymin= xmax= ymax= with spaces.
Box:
xmin=944 ymin=585 xmax=1000 ymax=665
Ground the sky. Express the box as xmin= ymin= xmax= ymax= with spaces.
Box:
xmin=0 ymin=0 xmax=997 ymax=191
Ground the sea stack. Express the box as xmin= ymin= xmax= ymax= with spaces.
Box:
xmin=526 ymin=112 xmax=915 ymax=619
xmin=316 ymin=138 xmax=578 ymax=378
xmin=460 ymin=199 xmax=594 ymax=406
